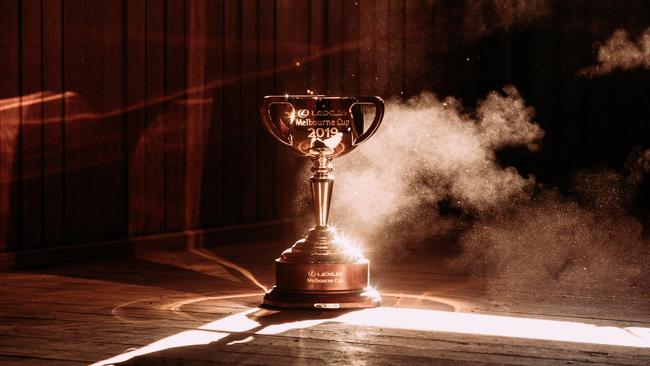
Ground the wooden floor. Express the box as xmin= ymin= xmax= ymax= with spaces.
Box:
xmin=1 ymin=239 xmax=649 ymax=365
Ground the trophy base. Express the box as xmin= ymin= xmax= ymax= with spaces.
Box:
xmin=262 ymin=287 xmax=381 ymax=310
xmin=264 ymin=226 xmax=381 ymax=309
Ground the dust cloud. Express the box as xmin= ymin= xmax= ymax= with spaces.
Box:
xmin=316 ymin=87 xmax=650 ymax=296
xmin=330 ymin=86 xmax=543 ymax=252
xmin=580 ymin=27 xmax=650 ymax=77
xmin=456 ymin=183 xmax=649 ymax=297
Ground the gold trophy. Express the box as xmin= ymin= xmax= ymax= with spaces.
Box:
xmin=260 ymin=95 xmax=384 ymax=309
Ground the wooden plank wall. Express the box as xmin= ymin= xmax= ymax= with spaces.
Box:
xmin=0 ymin=0 xmax=435 ymax=252
xmin=1 ymin=0 xmax=649 ymax=252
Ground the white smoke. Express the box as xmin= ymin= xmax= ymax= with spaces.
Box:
xmin=329 ymin=86 xmax=544 ymax=252
xmin=320 ymin=86 xmax=649 ymax=295
xmin=456 ymin=160 xmax=650 ymax=296
xmin=580 ymin=27 xmax=650 ymax=77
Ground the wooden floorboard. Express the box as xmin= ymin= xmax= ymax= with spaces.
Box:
xmin=0 ymin=355 xmax=87 ymax=366
xmin=0 ymin=240 xmax=649 ymax=365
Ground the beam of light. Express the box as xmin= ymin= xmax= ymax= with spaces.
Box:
xmin=0 ymin=40 xmax=361 ymax=126
xmin=111 ymin=293 xmax=263 ymax=323
xmin=0 ymin=91 xmax=78 ymax=112
xmin=380 ymin=292 xmax=466 ymax=312
xmin=95 ymin=298 xmax=650 ymax=366
xmin=187 ymin=246 xmax=269 ymax=293
xmin=94 ymin=329 xmax=230 ymax=365
xmin=0 ymin=40 xmax=363 ymax=183
xmin=227 ymin=335 xmax=255 ymax=345
xmin=32 ymin=40 xmax=362 ymax=126
xmin=111 ymin=297 xmax=164 ymax=324
xmin=109 ymin=246 xmax=269 ymax=323
xmin=163 ymin=293 xmax=264 ymax=321
xmin=337 ymin=307 xmax=650 ymax=348
xmin=91 ymin=308 xmax=260 ymax=366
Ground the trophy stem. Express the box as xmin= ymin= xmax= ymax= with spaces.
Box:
xmin=310 ymin=154 xmax=333 ymax=228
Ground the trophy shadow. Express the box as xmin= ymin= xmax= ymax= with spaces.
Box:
xmin=104 ymin=295 xmax=459 ymax=365
xmin=108 ymin=307 xmax=363 ymax=365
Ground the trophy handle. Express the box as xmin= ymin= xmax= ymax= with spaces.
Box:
xmin=260 ymin=96 xmax=293 ymax=146
xmin=351 ymin=96 xmax=384 ymax=146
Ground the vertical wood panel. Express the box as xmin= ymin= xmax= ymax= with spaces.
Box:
xmin=0 ymin=0 xmax=21 ymax=251
xmin=373 ymin=0 xmax=389 ymax=94
xmin=276 ymin=0 xmax=310 ymax=94
xmin=165 ymin=0 xmax=187 ymax=232
xmin=405 ymin=0 xmax=434 ymax=95
xmin=20 ymin=0 xmax=43 ymax=249
xmin=342 ymin=0 xmax=360 ymax=95
xmin=327 ymin=0 xmax=344 ymax=94
xmin=62 ymin=0 xmax=84 ymax=244
xmin=145 ymin=0 xmax=167 ymax=234
xmin=310 ymin=0 xmax=327 ymax=93
xmin=256 ymin=0 xmax=276 ymax=221
xmin=275 ymin=0 xmax=309 ymax=219
xmin=126 ymin=0 xmax=147 ymax=236
xmin=97 ymin=0 xmax=126 ymax=241
xmin=185 ymin=0 xmax=211 ymax=228
xmin=195 ymin=0 xmax=222 ymax=229
xmin=442 ymin=2 xmax=463 ymax=98
xmin=459 ymin=1 xmax=481 ymax=101
xmin=432 ymin=0 xmax=451 ymax=95
xmin=42 ymin=0 xmax=64 ymax=247
xmin=357 ymin=0 xmax=375 ymax=95
xmin=388 ymin=0 xmax=405 ymax=96
xmin=222 ymin=0 xmax=242 ymax=225
xmin=240 ymin=0 xmax=258 ymax=224
xmin=63 ymin=0 xmax=126 ymax=244
xmin=553 ymin=0 xmax=584 ymax=163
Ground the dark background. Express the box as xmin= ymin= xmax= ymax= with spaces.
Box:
xmin=1 ymin=0 xmax=649 ymax=253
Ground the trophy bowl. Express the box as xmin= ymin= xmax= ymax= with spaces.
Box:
xmin=260 ymin=95 xmax=384 ymax=309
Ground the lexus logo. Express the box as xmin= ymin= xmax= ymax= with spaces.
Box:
xmin=307 ymin=271 xmax=317 ymax=277
xmin=297 ymin=109 xmax=309 ymax=118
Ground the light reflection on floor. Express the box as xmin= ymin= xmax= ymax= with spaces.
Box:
xmin=92 ymin=294 xmax=650 ymax=366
